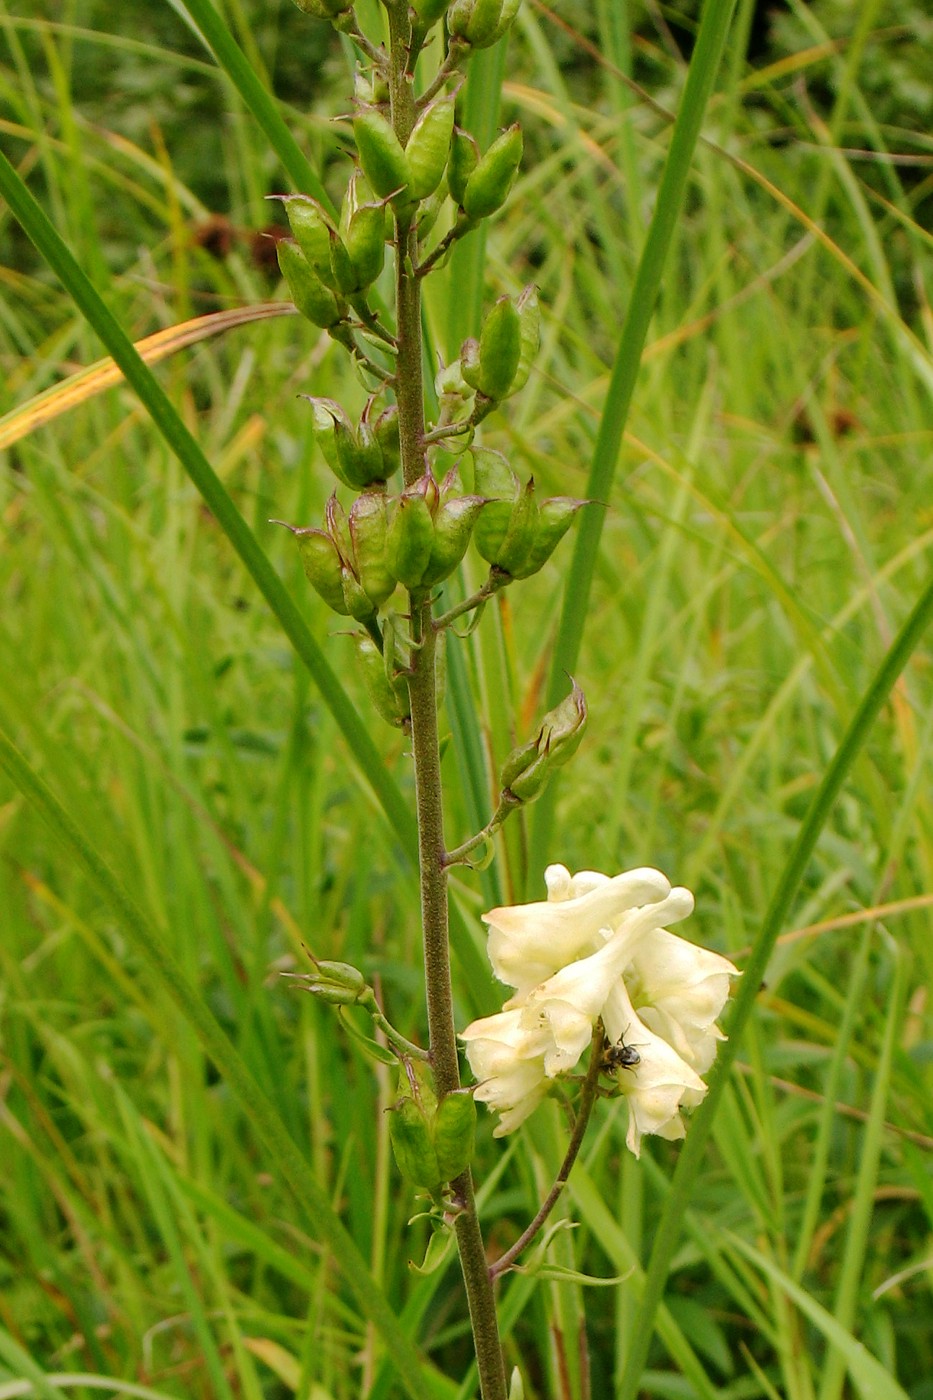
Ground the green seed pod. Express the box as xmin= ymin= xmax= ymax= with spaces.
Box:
xmin=415 ymin=182 xmax=447 ymax=243
xmin=292 ymin=0 xmax=351 ymax=16
xmin=462 ymin=125 xmax=523 ymax=221
xmin=448 ymin=0 xmax=505 ymax=48
xmin=354 ymin=635 xmax=411 ymax=727
xmin=499 ymin=734 xmax=540 ymax=791
xmin=471 ymin=448 xmax=520 ymax=564
xmin=509 ymin=496 xmax=585 ymax=578
xmin=341 ymin=565 xmax=377 ymax=623
xmin=494 ymin=476 xmax=538 ymax=575
xmin=327 ymin=226 xmax=357 ymax=296
xmin=294 ymin=958 xmax=368 ymax=1004
xmin=505 ymin=681 xmax=588 ymax=801
xmin=507 ymin=749 xmax=551 ymax=802
xmin=386 ymin=478 xmax=437 ymax=588
xmin=303 ymin=396 xmax=348 ymax=479
xmin=389 ymin=1096 xmax=441 ymax=1190
xmin=349 ymin=492 xmax=395 ymax=606
xmin=325 ymin=493 xmax=354 ymax=566
xmin=508 ymin=284 xmax=540 ymax=396
xmin=404 ymin=96 xmax=455 ymax=201
xmin=344 ymin=202 xmax=387 ymax=290
xmin=448 ymin=127 xmax=480 ymax=208
xmin=432 ymin=1090 xmax=476 ymax=1181
xmin=277 ymin=196 xmax=340 ymax=290
xmin=420 ymin=495 xmax=487 ymax=588
xmin=291 ymin=527 xmax=351 ymax=616
xmin=334 ymin=418 xmax=386 ymax=489
xmin=353 ymin=109 xmax=410 ymax=202
xmin=486 ymin=0 xmax=522 ymax=46
xmin=477 ymin=295 xmax=521 ymax=400
xmin=543 ymin=680 xmax=588 ymax=769
xmin=371 ymin=403 xmax=401 ymax=478
xmin=410 ymin=0 xmax=452 ymax=33
xmin=277 ymin=240 xmax=347 ymax=329
xmin=459 ymin=337 xmax=482 ymax=394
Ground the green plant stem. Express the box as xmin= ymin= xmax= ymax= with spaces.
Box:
xmin=385 ymin=13 xmax=507 ymax=1393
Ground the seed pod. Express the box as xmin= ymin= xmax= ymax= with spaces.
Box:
xmin=509 ymin=496 xmax=585 ymax=578
xmin=459 ymin=337 xmax=482 ymax=394
xmin=371 ymin=403 xmax=401 ymax=478
xmin=294 ymin=958 xmax=367 ymax=1004
xmin=341 ymin=565 xmax=377 ymax=622
xmin=354 ymin=635 xmax=411 ymax=727
xmin=292 ymin=0 xmax=351 ymax=18
xmin=508 ymin=284 xmax=540 ymax=396
xmin=334 ymin=418 xmax=387 ymax=489
xmin=432 ymin=1090 xmax=476 ymax=1181
xmin=386 ymin=478 xmax=436 ymax=588
xmin=278 ymin=196 xmax=340 ymax=290
xmin=494 ymin=476 xmax=538 ymax=575
xmin=477 ymin=295 xmax=521 ymax=400
xmin=507 ymin=747 xmax=551 ymax=802
xmin=405 ymin=96 xmax=455 ymax=201
xmin=486 ymin=0 xmax=522 ymax=46
xmin=349 ymin=492 xmax=395 ymax=606
xmin=410 ymin=0 xmax=452 ymax=32
xmin=471 ymin=448 xmax=520 ymax=564
xmin=462 ymin=125 xmax=523 ymax=221
xmin=303 ymin=397 xmax=348 ymax=478
xmin=353 ymin=109 xmax=410 ymax=202
xmin=499 ymin=734 xmax=541 ymax=791
xmin=291 ymin=527 xmax=351 ymax=616
xmin=448 ymin=0 xmax=505 ymax=48
xmin=344 ymin=202 xmax=386 ymax=290
xmin=277 ymin=240 xmax=346 ymax=329
xmin=327 ymin=226 xmax=357 ymax=295
xmin=503 ymin=681 xmax=587 ymax=801
xmin=389 ymin=1096 xmax=441 ymax=1190
xmin=420 ymin=495 xmax=487 ymax=588
xmin=542 ymin=680 xmax=588 ymax=769
xmin=325 ymin=493 xmax=354 ymax=566
xmin=448 ymin=127 xmax=480 ymax=208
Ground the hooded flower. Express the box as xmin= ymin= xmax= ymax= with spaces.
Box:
xmin=461 ymin=865 xmax=738 ymax=1152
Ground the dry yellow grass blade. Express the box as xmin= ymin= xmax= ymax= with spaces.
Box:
xmin=0 ymin=301 xmax=297 ymax=451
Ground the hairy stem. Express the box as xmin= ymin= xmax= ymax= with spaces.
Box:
xmin=386 ymin=13 xmax=507 ymax=1396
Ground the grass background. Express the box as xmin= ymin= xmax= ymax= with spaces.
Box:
xmin=1 ymin=0 xmax=932 ymax=1397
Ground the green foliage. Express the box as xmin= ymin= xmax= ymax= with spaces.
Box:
xmin=1 ymin=1 xmax=932 ymax=1398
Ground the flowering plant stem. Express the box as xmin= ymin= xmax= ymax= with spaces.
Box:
xmin=488 ymin=1022 xmax=605 ymax=1280
xmin=386 ymin=11 xmax=508 ymax=1395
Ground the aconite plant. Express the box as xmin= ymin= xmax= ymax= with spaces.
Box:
xmin=275 ymin=0 xmax=737 ymax=1396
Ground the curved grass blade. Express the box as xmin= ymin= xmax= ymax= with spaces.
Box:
xmin=0 ymin=146 xmax=416 ymax=859
xmin=0 ymin=303 xmax=296 ymax=451
xmin=615 ymin=570 xmax=933 ymax=1400
xmin=0 ymin=726 xmax=436 ymax=1400
xmin=528 ymin=0 xmax=738 ymax=884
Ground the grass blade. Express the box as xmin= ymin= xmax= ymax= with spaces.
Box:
xmin=528 ymin=0 xmax=738 ymax=883
xmin=615 ymin=569 xmax=933 ymax=1400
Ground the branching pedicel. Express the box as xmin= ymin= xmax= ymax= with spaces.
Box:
xmin=277 ymin=1 xmax=736 ymax=1394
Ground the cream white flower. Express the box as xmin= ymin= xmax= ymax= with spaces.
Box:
xmin=461 ymin=865 xmax=739 ymax=1152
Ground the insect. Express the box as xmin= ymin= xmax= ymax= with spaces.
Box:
xmin=602 ymin=1031 xmax=641 ymax=1072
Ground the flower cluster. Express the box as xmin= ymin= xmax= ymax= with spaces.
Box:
xmin=460 ymin=865 xmax=739 ymax=1156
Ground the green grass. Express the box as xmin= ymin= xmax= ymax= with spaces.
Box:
xmin=2 ymin=1 xmax=932 ymax=1398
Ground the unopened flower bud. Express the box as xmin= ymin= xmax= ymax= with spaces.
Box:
xmin=277 ymin=240 xmax=347 ymax=329
xmin=462 ymin=124 xmax=523 ymax=221
xmin=386 ymin=476 xmax=437 ymax=588
xmin=448 ymin=126 xmax=480 ymax=208
xmin=354 ymin=634 xmax=411 ymax=727
xmin=353 ymin=109 xmax=410 ymax=203
xmin=475 ymin=295 xmax=521 ymax=401
xmin=404 ymin=96 xmax=455 ymax=201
